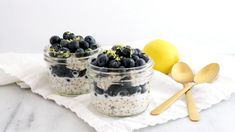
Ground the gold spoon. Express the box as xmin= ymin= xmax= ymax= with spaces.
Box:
xmin=151 ymin=63 xmax=220 ymax=116
xmin=171 ymin=62 xmax=199 ymax=121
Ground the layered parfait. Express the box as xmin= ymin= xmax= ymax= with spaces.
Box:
xmin=44 ymin=31 xmax=100 ymax=96
xmin=88 ymin=45 xmax=153 ymax=116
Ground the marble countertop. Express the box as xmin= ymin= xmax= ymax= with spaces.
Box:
xmin=0 ymin=84 xmax=235 ymax=132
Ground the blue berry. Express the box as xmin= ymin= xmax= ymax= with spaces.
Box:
xmin=78 ymin=69 xmax=87 ymax=77
xmin=127 ymin=86 xmax=142 ymax=94
xmin=107 ymin=84 xmax=129 ymax=96
xmin=84 ymin=48 xmax=92 ymax=56
xmin=85 ymin=36 xmax=96 ymax=44
xmin=60 ymin=39 xmax=69 ymax=47
xmin=75 ymin=48 xmax=85 ymax=57
xmin=57 ymin=47 xmax=71 ymax=58
xmin=141 ymin=84 xmax=147 ymax=93
xmin=97 ymin=54 xmax=109 ymax=67
xmin=135 ymin=58 xmax=146 ymax=67
xmin=68 ymin=40 xmax=79 ymax=53
xmin=50 ymin=36 xmax=61 ymax=45
xmin=79 ymin=41 xmax=89 ymax=50
xmin=118 ymin=89 xmax=129 ymax=96
xmin=91 ymin=58 xmax=98 ymax=66
xmin=63 ymin=31 xmax=70 ymax=39
xmin=51 ymin=65 xmax=74 ymax=78
xmin=75 ymin=35 xmax=84 ymax=41
xmin=90 ymin=44 xmax=98 ymax=50
xmin=108 ymin=60 xmax=121 ymax=68
xmin=68 ymin=33 xmax=76 ymax=39
xmin=122 ymin=47 xmax=132 ymax=57
xmin=132 ymin=55 xmax=139 ymax=61
xmin=139 ymin=53 xmax=149 ymax=62
xmin=135 ymin=48 xmax=142 ymax=55
xmin=123 ymin=58 xmax=135 ymax=68
xmin=95 ymin=85 xmax=104 ymax=95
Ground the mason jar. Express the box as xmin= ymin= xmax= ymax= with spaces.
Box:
xmin=88 ymin=59 xmax=153 ymax=116
xmin=44 ymin=45 xmax=100 ymax=96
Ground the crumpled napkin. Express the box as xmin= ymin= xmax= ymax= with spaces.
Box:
xmin=0 ymin=46 xmax=235 ymax=132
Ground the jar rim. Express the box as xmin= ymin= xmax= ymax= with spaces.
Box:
xmin=43 ymin=44 xmax=101 ymax=63
xmin=88 ymin=58 xmax=154 ymax=74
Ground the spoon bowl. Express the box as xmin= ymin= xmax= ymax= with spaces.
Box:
xmin=171 ymin=62 xmax=194 ymax=84
xmin=194 ymin=63 xmax=220 ymax=83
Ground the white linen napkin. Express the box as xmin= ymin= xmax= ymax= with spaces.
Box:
xmin=0 ymin=45 xmax=235 ymax=132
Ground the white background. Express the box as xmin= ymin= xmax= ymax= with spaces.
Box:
xmin=0 ymin=0 xmax=235 ymax=53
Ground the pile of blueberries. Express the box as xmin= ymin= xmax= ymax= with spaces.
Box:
xmin=50 ymin=65 xmax=87 ymax=78
xmin=91 ymin=45 xmax=150 ymax=68
xmin=94 ymin=83 xmax=148 ymax=97
xmin=48 ymin=31 xmax=98 ymax=58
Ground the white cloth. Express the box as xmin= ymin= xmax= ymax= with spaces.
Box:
xmin=0 ymin=45 xmax=235 ymax=132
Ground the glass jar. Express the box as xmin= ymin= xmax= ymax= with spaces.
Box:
xmin=88 ymin=59 xmax=153 ymax=116
xmin=44 ymin=45 xmax=100 ymax=96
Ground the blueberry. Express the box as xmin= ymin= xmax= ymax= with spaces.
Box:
xmin=141 ymin=84 xmax=147 ymax=93
xmin=85 ymin=36 xmax=96 ymax=44
xmin=106 ymin=84 xmax=119 ymax=96
xmin=135 ymin=48 xmax=142 ymax=55
xmin=91 ymin=60 xmax=98 ymax=66
xmin=48 ymin=51 xmax=57 ymax=57
xmin=90 ymin=44 xmax=98 ymax=50
xmin=132 ymin=55 xmax=139 ymax=61
xmin=111 ymin=45 xmax=118 ymax=51
xmin=50 ymin=44 xmax=61 ymax=52
xmin=68 ymin=40 xmax=79 ymax=53
xmin=132 ymin=49 xmax=138 ymax=55
xmin=123 ymin=58 xmax=135 ymax=68
xmin=75 ymin=48 xmax=85 ymax=57
xmin=111 ymin=45 xmax=124 ymax=51
xmin=118 ymin=89 xmax=129 ymax=96
xmin=122 ymin=47 xmax=132 ymax=57
xmin=57 ymin=47 xmax=71 ymax=58
xmin=79 ymin=41 xmax=89 ymax=50
xmin=135 ymin=58 xmax=146 ymax=67
xmin=107 ymin=84 xmax=129 ymax=96
xmin=139 ymin=53 xmax=149 ymax=62
xmin=78 ymin=69 xmax=87 ymax=77
xmin=108 ymin=60 xmax=121 ymax=68
xmin=48 ymin=45 xmax=62 ymax=57
xmin=51 ymin=65 xmax=74 ymax=78
xmin=50 ymin=36 xmax=61 ymax=45
xmin=127 ymin=86 xmax=142 ymax=95
xmin=97 ymin=54 xmax=109 ymax=67
xmin=60 ymin=39 xmax=69 ymax=47
xmin=68 ymin=33 xmax=76 ymax=39
xmin=115 ymin=48 xmax=123 ymax=56
xmin=91 ymin=58 xmax=98 ymax=66
xmin=63 ymin=31 xmax=70 ymax=39
xmin=75 ymin=35 xmax=84 ymax=41
xmin=135 ymin=86 xmax=142 ymax=93
xmin=84 ymin=48 xmax=92 ymax=56
xmin=94 ymin=85 xmax=104 ymax=95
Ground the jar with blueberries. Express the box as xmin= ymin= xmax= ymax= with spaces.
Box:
xmin=44 ymin=31 xmax=100 ymax=96
xmin=88 ymin=45 xmax=154 ymax=116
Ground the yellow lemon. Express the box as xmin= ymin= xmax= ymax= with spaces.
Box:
xmin=143 ymin=39 xmax=179 ymax=74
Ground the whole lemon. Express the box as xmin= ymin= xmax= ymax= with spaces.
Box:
xmin=143 ymin=39 xmax=179 ymax=74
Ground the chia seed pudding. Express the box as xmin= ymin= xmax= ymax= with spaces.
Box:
xmin=44 ymin=31 xmax=100 ymax=96
xmin=88 ymin=45 xmax=153 ymax=116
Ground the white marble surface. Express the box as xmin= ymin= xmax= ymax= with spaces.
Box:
xmin=0 ymin=84 xmax=235 ymax=132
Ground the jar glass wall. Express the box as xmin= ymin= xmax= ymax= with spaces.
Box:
xmin=88 ymin=59 xmax=153 ymax=116
xmin=44 ymin=45 xmax=100 ymax=96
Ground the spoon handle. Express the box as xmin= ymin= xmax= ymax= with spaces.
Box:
xmin=151 ymin=84 xmax=193 ymax=115
xmin=185 ymin=90 xmax=200 ymax=121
